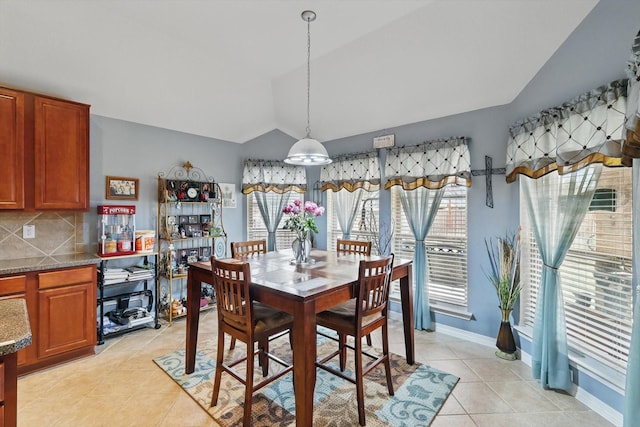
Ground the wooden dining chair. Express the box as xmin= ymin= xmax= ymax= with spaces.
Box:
xmin=228 ymin=239 xmax=268 ymax=350
xmin=315 ymin=254 xmax=395 ymax=426
xmin=336 ymin=239 xmax=372 ymax=256
xmin=336 ymin=238 xmax=374 ymax=346
xmin=210 ymin=259 xmax=293 ymax=426
xmin=231 ymin=239 xmax=267 ymax=258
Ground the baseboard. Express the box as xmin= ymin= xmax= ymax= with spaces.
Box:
xmin=575 ymin=387 xmax=623 ymax=427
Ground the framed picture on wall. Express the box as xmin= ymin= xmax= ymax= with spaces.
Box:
xmin=106 ymin=176 xmax=139 ymax=200
xmin=219 ymin=183 xmax=237 ymax=208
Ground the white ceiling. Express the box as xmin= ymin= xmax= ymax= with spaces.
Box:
xmin=0 ymin=0 xmax=598 ymax=143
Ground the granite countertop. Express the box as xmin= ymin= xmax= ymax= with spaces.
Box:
xmin=0 ymin=299 xmax=32 ymax=356
xmin=0 ymin=253 xmax=100 ymax=276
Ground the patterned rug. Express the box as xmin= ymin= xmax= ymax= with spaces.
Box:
xmin=153 ymin=334 xmax=458 ymax=426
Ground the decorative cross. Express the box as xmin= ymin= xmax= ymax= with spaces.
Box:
xmin=471 ymin=156 xmax=505 ymax=208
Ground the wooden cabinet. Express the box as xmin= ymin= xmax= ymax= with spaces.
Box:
xmin=0 ymin=265 xmax=96 ymax=375
xmin=0 ymin=345 xmax=18 ymax=427
xmin=37 ymin=267 xmax=95 ymax=359
xmin=0 ymin=88 xmax=25 ymax=210
xmin=0 ymin=276 xmax=29 ymax=368
xmin=0 ymin=86 xmax=90 ymax=212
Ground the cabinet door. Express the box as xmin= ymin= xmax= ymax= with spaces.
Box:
xmin=0 ymin=88 xmax=25 ymax=209
xmin=37 ymin=282 xmax=95 ymax=359
xmin=33 ymin=96 xmax=89 ymax=210
xmin=0 ymin=276 xmax=30 ymax=367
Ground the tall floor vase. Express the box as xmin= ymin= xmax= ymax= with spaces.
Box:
xmin=495 ymin=307 xmax=517 ymax=360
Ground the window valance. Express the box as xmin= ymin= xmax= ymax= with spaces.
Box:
xmin=623 ymin=29 xmax=640 ymax=159
xmin=241 ymin=160 xmax=306 ymax=194
xmin=506 ymin=79 xmax=627 ymax=183
xmin=320 ymin=151 xmax=380 ymax=192
xmin=384 ymin=137 xmax=471 ymax=190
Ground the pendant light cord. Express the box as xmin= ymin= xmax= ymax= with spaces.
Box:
xmin=306 ymin=13 xmax=312 ymax=138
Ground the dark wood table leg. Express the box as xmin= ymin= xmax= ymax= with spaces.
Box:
xmin=292 ymin=301 xmax=317 ymax=426
xmin=185 ymin=267 xmax=203 ymax=374
xmin=399 ymin=266 xmax=415 ymax=365
xmin=3 ymin=352 xmax=17 ymax=427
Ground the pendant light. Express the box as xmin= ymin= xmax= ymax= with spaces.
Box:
xmin=284 ymin=10 xmax=332 ymax=165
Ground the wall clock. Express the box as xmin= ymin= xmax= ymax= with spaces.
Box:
xmin=187 ymin=186 xmax=199 ymax=201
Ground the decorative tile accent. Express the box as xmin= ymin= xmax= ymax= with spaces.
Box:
xmin=0 ymin=212 xmax=86 ymax=260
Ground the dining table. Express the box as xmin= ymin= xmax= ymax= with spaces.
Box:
xmin=186 ymin=249 xmax=414 ymax=427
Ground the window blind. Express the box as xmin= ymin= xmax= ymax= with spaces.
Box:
xmin=391 ymin=185 xmax=468 ymax=307
xmin=520 ymin=167 xmax=633 ymax=373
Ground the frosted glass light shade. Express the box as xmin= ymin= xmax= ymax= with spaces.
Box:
xmin=284 ymin=137 xmax=332 ymax=165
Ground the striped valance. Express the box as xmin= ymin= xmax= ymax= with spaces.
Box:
xmin=506 ymin=79 xmax=627 ymax=183
xmin=320 ymin=151 xmax=380 ymax=192
xmin=384 ymin=137 xmax=471 ymax=190
xmin=241 ymin=160 xmax=306 ymax=194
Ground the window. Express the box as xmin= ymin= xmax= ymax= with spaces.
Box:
xmin=326 ymin=190 xmax=379 ymax=252
xmin=246 ymin=192 xmax=297 ymax=250
xmin=520 ymin=167 xmax=633 ymax=373
xmin=390 ymin=185 xmax=468 ymax=307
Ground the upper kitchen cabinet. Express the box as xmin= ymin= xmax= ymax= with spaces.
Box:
xmin=0 ymin=88 xmax=25 ymax=209
xmin=0 ymin=86 xmax=90 ymax=211
xmin=33 ymin=96 xmax=89 ymax=210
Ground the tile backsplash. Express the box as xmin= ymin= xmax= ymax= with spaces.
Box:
xmin=0 ymin=212 xmax=89 ymax=260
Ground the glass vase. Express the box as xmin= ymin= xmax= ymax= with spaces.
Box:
xmin=291 ymin=237 xmax=311 ymax=264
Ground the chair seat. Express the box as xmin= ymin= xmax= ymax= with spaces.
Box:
xmin=226 ymin=302 xmax=293 ymax=335
xmin=317 ymin=298 xmax=382 ymax=335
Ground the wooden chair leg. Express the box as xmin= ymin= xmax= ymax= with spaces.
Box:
xmin=365 ymin=333 xmax=372 ymax=346
xmin=230 ymin=337 xmax=236 ymax=350
xmin=339 ymin=333 xmax=347 ymax=372
xmin=211 ymin=330 xmax=226 ymax=407
xmin=259 ymin=339 xmax=269 ymax=377
xmin=355 ymin=337 xmax=366 ymax=426
xmin=244 ymin=341 xmax=254 ymax=426
xmin=382 ymin=322 xmax=394 ymax=396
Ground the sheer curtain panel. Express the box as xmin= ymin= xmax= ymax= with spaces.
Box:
xmin=385 ymin=138 xmax=471 ymax=330
xmin=332 ymin=189 xmax=363 ymax=239
xmin=621 ymin=31 xmax=640 ymax=427
xmin=522 ymin=166 xmax=602 ymax=391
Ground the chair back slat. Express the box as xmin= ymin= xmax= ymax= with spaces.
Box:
xmin=357 ymin=255 xmax=394 ymax=319
xmin=231 ymin=239 xmax=267 ymax=258
xmin=211 ymin=259 xmax=252 ymax=329
xmin=337 ymin=239 xmax=372 ymax=256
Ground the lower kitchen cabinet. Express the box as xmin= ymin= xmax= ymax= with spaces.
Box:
xmin=0 ymin=264 xmax=97 ymax=375
xmin=38 ymin=274 xmax=95 ymax=359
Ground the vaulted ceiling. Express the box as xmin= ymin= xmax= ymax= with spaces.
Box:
xmin=0 ymin=0 xmax=598 ymax=143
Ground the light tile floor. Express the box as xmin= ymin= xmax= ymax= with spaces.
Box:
xmin=17 ymin=311 xmax=615 ymax=426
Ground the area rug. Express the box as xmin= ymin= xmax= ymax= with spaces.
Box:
xmin=154 ymin=335 xmax=458 ymax=426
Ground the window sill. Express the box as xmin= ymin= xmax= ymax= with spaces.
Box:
xmin=390 ymin=298 xmax=473 ymax=320
xmin=430 ymin=301 xmax=474 ymax=320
